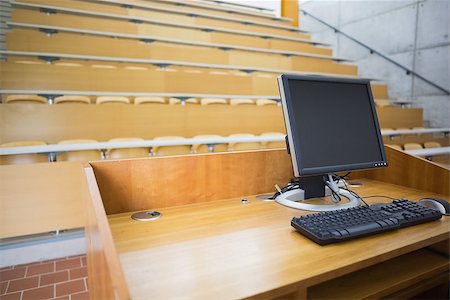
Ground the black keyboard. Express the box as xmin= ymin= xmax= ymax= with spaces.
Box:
xmin=291 ymin=199 xmax=442 ymax=245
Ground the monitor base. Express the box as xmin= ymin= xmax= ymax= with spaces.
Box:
xmin=275 ymin=187 xmax=360 ymax=211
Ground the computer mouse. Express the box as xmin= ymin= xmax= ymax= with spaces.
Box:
xmin=419 ymin=198 xmax=450 ymax=215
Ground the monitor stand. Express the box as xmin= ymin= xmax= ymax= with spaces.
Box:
xmin=275 ymin=174 xmax=360 ymax=211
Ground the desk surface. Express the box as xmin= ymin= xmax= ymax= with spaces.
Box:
xmin=108 ymin=179 xmax=449 ymax=299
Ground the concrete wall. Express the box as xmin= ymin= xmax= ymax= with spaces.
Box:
xmin=299 ymin=0 xmax=449 ymax=128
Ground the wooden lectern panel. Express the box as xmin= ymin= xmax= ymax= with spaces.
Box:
xmin=84 ymin=167 xmax=130 ymax=300
xmin=365 ymin=146 xmax=449 ymax=196
xmin=91 ymin=146 xmax=449 ymax=215
xmin=91 ymin=149 xmax=294 ymax=214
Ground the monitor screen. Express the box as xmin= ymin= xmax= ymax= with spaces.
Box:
xmin=278 ymin=75 xmax=387 ymax=177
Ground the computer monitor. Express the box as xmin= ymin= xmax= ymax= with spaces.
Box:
xmin=276 ymin=74 xmax=387 ymax=211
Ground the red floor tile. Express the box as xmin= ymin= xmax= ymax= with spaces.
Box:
xmin=0 ymin=268 xmax=26 ymax=282
xmin=0 ymin=267 xmax=13 ymax=272
xmin=0 ymin=281 xmax=8 ymax=295
xmin=55 ymin=279 xmax=86 ymax=297
xmin=27 ymin=262 xmax=54 ymax=277
xmin=1 ymin=255 xmax=88 ymax=300
xmin=55 ymin=258 xmax=81 ymax=272
xmin=40 ymin=270 xmax=69 ymax=286
xmin=81 ymin=256 xmax=87 ymax=267
xmin=71 ymin=291 xmax=89 ymax=300
xmin=22 ymin=286 xmax=54 ymax=300
xmin=7 ymin=276 xmax=39 ymax=293
xmin=69 ymin=267 xmax=87 ymax=280
xmin=0 ymin=292 xmax=21 ymax=300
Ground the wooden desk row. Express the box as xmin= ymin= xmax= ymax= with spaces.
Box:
xmin=82 ymin=147 xmax=449 ymax=299
xmin=6 ymin=29 xmax=357 ymax=74
xmin=12 ymin=7 xmax=326 ymax=54
xmin=18 ymin=0 xmax=304 ymax=38
xmin=0 ymin=104 xmax=422 ymax=144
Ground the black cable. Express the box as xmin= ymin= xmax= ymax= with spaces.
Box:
xmin=273 ymin=174 xmax=401 ymax=208
xmin=362 ymin=195 xmax=400 ymax=201
xmin=340 ymin=186 xmax=369 ymax=207
xmin=334 ymin=173 xmax=368 ymax=206
xmin=324 ymin=180 xmax=342 ymax=203
xmin=340 ymin=172 xmax=352 ymax=179
xmin=363 ymin=195 xmax=398 ymax=200
xmin=269 ymin=181 xmax=300 ymax=199
xmin=272 ymin=173 xmax=370 ymax=206
xmin=322 ymin=174 xmax=342 ymax=203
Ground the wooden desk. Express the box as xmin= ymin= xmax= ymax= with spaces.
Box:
xmin=107 ymin=179 xmax=449 ymax=299
xmin=85 ymin=148 xmax=449 ymax=299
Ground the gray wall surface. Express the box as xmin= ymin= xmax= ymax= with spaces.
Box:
xmin=299 ymin=0 xmax=449 ymax=128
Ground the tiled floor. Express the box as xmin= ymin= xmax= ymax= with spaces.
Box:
xmin=0 ymin=254 xmax=88 ymax=300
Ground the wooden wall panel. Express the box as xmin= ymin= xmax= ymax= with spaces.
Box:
xmin=0 ymin=59 xmax=259 ymax=92
xmin=194 ymin=17 xmax=304 ymax=38
xmin=364 ymin=146 xmax=450 ymax=196
xmin=0 ymin=59 xmax=388 ymax=98
xmin=20 ymin=0 xmax=306 ymax=38
xmin=12 ymin=9 xmax=322 ymax=55
xmin=0 ymin=104 xmax=285 ymax=143
xmin=1 ymin=103 xmax=422 ymax=144
xmin=91 ymin=146 xmax=449 ymax=216
xmin=269 ymin=39 xmax=332 ymax=56
xmin=12 ymin=9 xmax=142 ymax=35
xmin=377 ymin=107 xmax=423 ymax=129
xmin=128 ymin=0 xmax=291 ymax=26
xmin=291 ymin=56 xmax=357 ymax=75
xmin=371 ymin=84 xmax=388 ymax=99
xmin=22 ymin=0 xmax=126 ymax=15
xmin=127 ymin=0 xmax=291 ymax=27
xmin=0 ymin=162 xmax=85 ymax=238
xmin=90 ymin=149 xmax=294 ymax=214
xmin=7 ymin=29 xmax=352 ymax=74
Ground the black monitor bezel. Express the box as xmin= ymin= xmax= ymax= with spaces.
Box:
xmin=278 ymin=74 xmax=387 ymax=177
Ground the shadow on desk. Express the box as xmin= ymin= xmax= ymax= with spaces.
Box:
xmin=83 ymin=148 xmax=449 ymax=299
